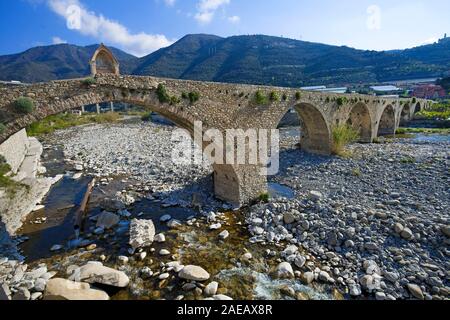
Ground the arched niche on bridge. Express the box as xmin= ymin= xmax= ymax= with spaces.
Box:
xmin=377 ymin=104 xmax=396 ymax=136
xmin=90 ymin=44 xmax=120 ymax=76
xmin=346 ymin=102 xmax=373 ymax=143
xmin=399 ymin=103 xmax=412 ymax=126
xmin=285 ymin=103 xmax=332 ymax=155
xmin=414 ymin=102 xmax=422 ymax=114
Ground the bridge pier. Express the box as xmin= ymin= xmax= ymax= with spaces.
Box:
xmin=213 ymin=164 xmax=267 ymax=207
xmin=96 ymin=103 xmax=100 ymax=114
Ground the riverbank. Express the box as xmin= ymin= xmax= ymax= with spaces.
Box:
xmin=1 ymin=120 xmax=449 ymax=300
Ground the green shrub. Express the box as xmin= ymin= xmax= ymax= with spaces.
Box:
xmin=282 ymin=93 xmax=288 ymax=101
xmin=156 ymin=84 xmax=170 ymax=103
xmin=412 ymin=97 xmax=417 ymax=104
xmin=352 ymin=167 xmax=361 ymax=177
xmin=15 ymin=97 xmax=34 ymax=114
xmin=181 ymin=92 xmax=189 ymax=100
xmin=269 ymin=91 xmax=280 ymax=102
xmin=254 ymin=90 xmax=268 ymax=105
xmin=188 ymin=91 xmax=200 ymax=104
xmin=0 ymin=123 xmax=6 ymax=134
xmin=141 ymin=112 xmax=152 ymax=122
xmin=82 ymin=77 xmax=96 ymax=86
xmin=259 ymin=192 xmax=269 ymax=203
xmin=170 ymin=96 xmax=181 ymax=105
xmin=93 ymin=112 xmax=121 ymax=123
xmin=332 ymin=124 xmax=360 ymax=155
xmin=336 ymin=97 xmax=346 ymax=106
xmin=295 ymin=92 xmax=302 ymax=100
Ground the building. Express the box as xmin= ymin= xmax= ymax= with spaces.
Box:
xmin=412 ymin=84 xmax=446 ymax=99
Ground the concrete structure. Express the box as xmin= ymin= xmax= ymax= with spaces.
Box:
xmin=0 ymin=47 xmax=430 ymax=206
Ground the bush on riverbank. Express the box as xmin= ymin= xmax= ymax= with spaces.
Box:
xmin=0 ymin=123 xmax=6 ymax=135
xmin=332 ymin=124 xmax=360 ymax=156
xmin=416 ymin=102 xmax=450 ymax=120
xmin=26 ymin=112 xmax=122 ymax=137
xmin=396 ymin=127 xmax=450 ymax=135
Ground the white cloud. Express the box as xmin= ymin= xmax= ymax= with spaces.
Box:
xmin=195 ymin=0 xmax=230 ymax=25
xmin=366 ymin=5 xmax=382 ymax=31
xmin=47 ymin=0 xmax=174 ymax=57
xmin=52 ymin=36 xmax=67 ymax=44
xmin=228 ymin=15 xmax=240 ymax=24
xmin=164 ymin=0 xmax=176 ymax=7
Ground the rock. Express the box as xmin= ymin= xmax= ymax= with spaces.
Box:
xmin=218 ymin=230 xmax=229 ymax=240
xmin=34 ymin=278 xmax=47 ymax=292
xmin=138 ymin=252 xmax=147 ymax=261
xmin=241 ymin=252 xmax=253 ymax=261
xmin=375 ymin=292 xmax=386 ymax=300
xmin=0 ymin=283 xmax=11 ymax=300
xmin=160 ymin=214 xmax=172 ymax=223
xmin=12 ymin=288 xmax=30 ymax=300
xmin=349 ymin=284 xmax=362 ymax=296
xmin=31 ymin=292 xmax=43 ymax=300
xmin=178 ymin=265 xmax=210 ymax=282
xmin=117 ymin=256 xmax=129 ymax=264
xmin=159 ymin=273 xmax=170 ymax=280
xmin=154 ymin=233 xmax=166 ymax=243
xmin=86 ymin=244 xmax=97 ymax=251
xmin=400 ymin=227 xmax=413 ymax=240
xmin=283 ymin=245 xmax=298 ymax=256
xmin=69 ymin=264 xmax=129 ymax=288
xmin=72 ymin=172 xmax=83 ymax=180
xmin=50 ymin=244 xmax=63 ymax=252
xmin=140 ymin=267 xmax=153 ymax=279
xmin=294 ymin=255 xmax=306 ymax=268
xmin=394 ymin=223 xmax=404 ymax=234
xmin=276 ymin=262 xmax=294 ymax=279
xmin=100 ymin=198 xmax=125 ymax=212
xmin=440 ymin=225 xmax=450 ymax=238
xmin=74 ymin=164 xmax=83 ymax=171
xmin=44 ymin=278 xmax=109 ymax=300
xmin=159 ymin=249 xmax=171 ymax=256
xmin=301 ymin=272 xmax=314 ymax=284
xmin=283 ymin=212 xmax=295 ymax=224
xmin=212 ymin=294 xmax=233 ymax=300
xmin=309 ymin=190 xmax=323 ymax=201
xmin=96 ymin=211 xmax=120 ymax=229
xmin=407 ymin=284 xmax=424 ymax=300
xmin=318 ymin=271 xmax=331 ymax=282
xmin=167 ymin=219 xmax=182 ymax=229
xmin=204 ymin=281 xmax=218 ymax=296
xmin=209 ymin=223 xmax=222 ymax=230
xmin=129 ymin=219 xmax=155 ymax=249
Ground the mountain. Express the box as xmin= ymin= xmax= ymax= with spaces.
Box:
xmin=1 ymin=34 xmax=450 ymax=86
xmin=0 ymin=44 xmax=139 ymax=83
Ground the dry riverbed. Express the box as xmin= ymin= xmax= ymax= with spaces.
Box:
xmin=0 ymin=120 xmax=449 ymax=301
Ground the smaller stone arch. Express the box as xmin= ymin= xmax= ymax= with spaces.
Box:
xmin=292 ymin=103 xmax=332 ymax=155
xmin=90 ymin=44 xmax=120 ymax=76
xmin=378 ymin=104 xmax=396 ymax=136
xmin=346 ymin=102 xmax=373 ymax=143
xmin=414 ymin=102 xmax=422 ymax=114
xmin=399 ymin=103 xmax=412 ymax=126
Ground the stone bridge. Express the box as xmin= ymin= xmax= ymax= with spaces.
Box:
xmin=0 ymin=47 xmax=431 ymax=206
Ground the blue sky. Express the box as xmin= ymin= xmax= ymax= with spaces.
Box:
xmin=0 ymin=0 xmax=449 ymax=57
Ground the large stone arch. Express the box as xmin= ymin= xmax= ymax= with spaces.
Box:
xmin=377 ymin=104 xmax=396 ymax=136
xmin=346 ymin=102 xmax=373 ymax=143
xmin=287 ymin=103 xmax=332 ymax=155
xmin=90 ymin=44 xmax=120 ymax=76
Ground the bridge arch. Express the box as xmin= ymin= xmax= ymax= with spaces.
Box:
xmin=414 ymin=102 xmax=422 ymax=114
xmin=346 ymin=102 xmax=373 ymax=143
xmin=399 ymin=103 xmax=412 ymax=126
xmin=283 ymin=103 xmax=332 ymax=155
xmin=377 ymin=104 xmax=396 ymax=136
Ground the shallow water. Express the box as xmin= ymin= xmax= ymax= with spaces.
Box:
xmin=268 ymin=182 xmax=295 ymax=199
xmin=410 ymin=133 xmax=450 ymax=143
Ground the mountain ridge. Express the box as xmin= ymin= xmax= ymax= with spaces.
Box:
xmin=1 ymin=34 xmax=449 ymax=86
